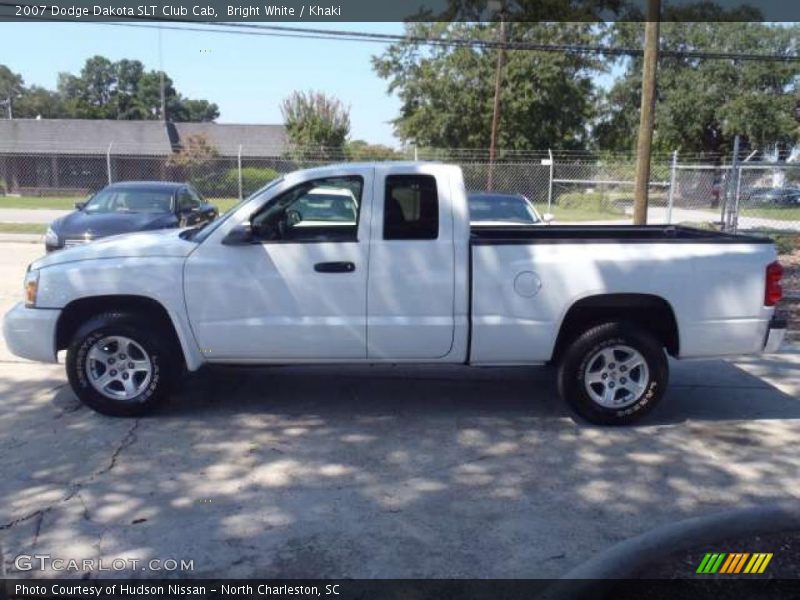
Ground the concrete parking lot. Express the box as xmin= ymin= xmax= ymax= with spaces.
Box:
xmin=1 ymin=240 xmax=799 ymax=578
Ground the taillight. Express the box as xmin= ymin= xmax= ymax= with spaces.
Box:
xmin=765 ymin=261 xmax=783 ymax=306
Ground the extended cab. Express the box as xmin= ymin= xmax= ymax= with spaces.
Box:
xmin=3 ymin=163 xmax=786 ymax=424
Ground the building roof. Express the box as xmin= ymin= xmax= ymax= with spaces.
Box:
xmin=107 ymin=181 xmax=186 ymax=191
xmin=0 ymin=119 xmax=287 ymax=158
xmin=175 ymin=122 xmax=287 ymax=157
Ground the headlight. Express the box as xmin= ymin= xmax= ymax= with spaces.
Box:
xmin=24 ymin=269 xmax=39 ymax=307
xmin=44 ymin=226 xmax=59 ymax=247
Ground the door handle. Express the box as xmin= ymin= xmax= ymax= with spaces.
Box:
xmin=314 ymin=261 xmax=356 ymax=273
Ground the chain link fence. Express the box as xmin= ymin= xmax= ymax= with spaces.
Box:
xmin=1 ymin=149 xmax=799 ymax=235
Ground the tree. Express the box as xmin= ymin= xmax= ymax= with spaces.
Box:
xmin=178 ymin=98 xmax=221 ymax=122
xmin=345 ymin=139 xmax=402 ymax=160
xmin=372 ymin=22 xmax=604 ymax=152
xmin=166 ymin=133 xmax=218 ymax=168
xmin=280 ymin=91 xmax=350 ymax=160
xmin=0 ymin=65 xmax=24 ymax=117
xmin=595 ymin=17 xmax=800 ymax=156
xmin=14 ymin=86 xmax=65 ymax=119
xmin=0 ymin=57 xmax=219 ymax=122
xmin=166 ymin=133 xmax=218 ymax=183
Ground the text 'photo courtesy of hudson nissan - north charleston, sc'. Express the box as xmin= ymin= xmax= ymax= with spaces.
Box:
xmin=3 ymin=162 xmax=786 ymax=425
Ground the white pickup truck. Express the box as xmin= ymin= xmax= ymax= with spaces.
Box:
xmin=4 ymin=162 xmax=786 ymax=424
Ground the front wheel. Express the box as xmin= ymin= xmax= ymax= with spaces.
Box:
xmin=66 ymin=312 xmax=177 ymax=417
xmin=557 ymin=322 xmax=668 ymax=425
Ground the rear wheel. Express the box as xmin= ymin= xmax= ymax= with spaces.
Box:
xmin=66 ymin=312 xmax=177 ymax=417
xmin=557 ymin=322 xmax=668 ymax=425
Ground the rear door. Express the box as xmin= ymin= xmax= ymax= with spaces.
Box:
xmin=366 ymin=166 xmax=456 ymax=359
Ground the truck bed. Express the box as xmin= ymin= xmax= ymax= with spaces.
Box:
xmin=467 ymin=223 xmax=777 ymax=364
xmin=470 ymin=224 xmax=772 ymax=245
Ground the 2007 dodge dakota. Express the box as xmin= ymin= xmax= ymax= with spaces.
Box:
xmin=3 ymin=163 xmax=786 ymax=424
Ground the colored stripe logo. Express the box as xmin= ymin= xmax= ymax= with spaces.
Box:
xmin=696 ymin=552 xmax=773 ymax=574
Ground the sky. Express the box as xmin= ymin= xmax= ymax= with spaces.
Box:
xmin=0 ymin=21 xmax=406 ymax=146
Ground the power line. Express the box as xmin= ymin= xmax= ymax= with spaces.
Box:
xmin=3 ymin=6 xmax=800 ymax=63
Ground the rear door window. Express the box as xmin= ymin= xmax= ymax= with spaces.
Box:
xmin=383 ymin=175 xmax=439 ymax=240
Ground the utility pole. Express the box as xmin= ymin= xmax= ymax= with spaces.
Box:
xmin=487 ymin=3 xmax=506 ymax=191
xmin=158 ymin=26 xmax=167 ymax=121
xmin=632 ymin=0 xmax=661 ymax=225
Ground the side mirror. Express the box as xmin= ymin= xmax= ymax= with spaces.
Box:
xmin=542 ymin=213 xmax=555 ymax=224
xmin=222 ymin=222 xmax=255 ymax=246
xmin=74 ymin=201 xmax=86 ymax=210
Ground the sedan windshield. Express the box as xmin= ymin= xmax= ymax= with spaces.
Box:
xmin=469 ymin=196 xmax=540 ymax=224
xmin=84 ymin=189 xmax=174 ymax=214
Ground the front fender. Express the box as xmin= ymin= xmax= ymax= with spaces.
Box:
xmin=36 ymin=257 xmax=204 ymax=371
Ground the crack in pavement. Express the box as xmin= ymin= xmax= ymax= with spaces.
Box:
xmin=0 ymin=419 xmax=142 ymax=533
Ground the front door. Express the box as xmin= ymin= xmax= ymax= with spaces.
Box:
xmin=184 ymin=172 xmax=371 ymax=360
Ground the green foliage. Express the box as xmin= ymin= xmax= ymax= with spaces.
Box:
xmin=1 ymin=57 xmax=219 ymax=122
xmin=0 ymin=64 xmax=24 ymax=114
xmin=0 ymin=177 xmax=6 ymax=195
xmin=238 ymin=167 xmax=280 ymax=196
xmin=372 ymin=22 xmax=602 ymax=150
xmin=345 ymin=139 xmax=403 ymax=160
xmin=166 ymin=133 xmax=218 ymax=168
xmin=556 ymin=191 xmax=625 ymax=213
xmin=754 ymin=229 xmax=798 ymax=255
xmin=192 ymin=167 xmax=279 ymax=198
xmin=596 ymin=20 xmax=800 ymax=155
xmin=281 ymin=91 xmax=350 ymax=160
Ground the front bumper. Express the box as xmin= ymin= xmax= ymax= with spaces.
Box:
xmin=2 ymin=302 xmax=60 ymax=363
xmin=763 ymin=317 xmax=787 ymax=354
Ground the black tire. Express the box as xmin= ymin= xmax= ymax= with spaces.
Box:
xmin=557 ymin=322 xmax=668 ymax=425
xmin=66 ymin=312 xmax=178 ymax=417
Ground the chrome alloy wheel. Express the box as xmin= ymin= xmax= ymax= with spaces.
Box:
xmin=85 ymin=336 xmax=152 ymax=401
xmin=583 ymin=345 xmax=649 ymax=409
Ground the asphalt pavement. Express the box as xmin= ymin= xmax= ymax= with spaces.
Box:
xmin=0 ymin=242 xmax=799 ymax=579
xmin=0 ymin=208 xmax=69 ymax=224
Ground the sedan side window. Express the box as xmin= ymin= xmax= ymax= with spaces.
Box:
xmin=187 ymin=187 xmax=205 ymax=207
xmin=177 ymin=189 xmax=199 ymax=212
xmin=251 ymin=176 xmax=363 ymax=242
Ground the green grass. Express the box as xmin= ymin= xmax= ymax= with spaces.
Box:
xmin=0 ymin=223 xmax=47 ymax=234
xmin=740 ymin=207 xmax=800 ymax=221
xmin=547 ymin=206 xmax=626 ymax=222
xmin=0 ymin=195 xmax=242 ymax=213
xmin=0 ymin=196 xmax=85 ymax=210
xmin=213 ymin=198 xmax=241 ymax=213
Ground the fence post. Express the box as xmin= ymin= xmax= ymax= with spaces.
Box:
xmin=666 ymin=150 xmax=678 ymax=224
xmin=547 ymin=148 xmax=554 ymax=212
xmin=721 ymin=135 xmax=740 ymax=231
xmin=732 ymin=161 xmax=744 ymax=233
xmin=237 ymin=144 xmax=243 ymax=201
xmin=106 ymin=142 xmax=113 ymax=185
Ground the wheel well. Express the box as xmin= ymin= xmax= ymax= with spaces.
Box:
xmin=56 ymin=295 xmax=184 ymax=363
xmin=552 ymin=294 xmax=679 ymax=362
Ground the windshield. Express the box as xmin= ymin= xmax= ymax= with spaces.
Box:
xmin=84 ymin=188 xmax=174 ymax=214
xmin=468 ymin=195 xmax=540 ymax=224
xmin=189 ymin=177 xmax=285 ymax=243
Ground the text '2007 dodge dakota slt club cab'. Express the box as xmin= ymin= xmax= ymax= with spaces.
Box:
xmin=3 ymin=162 xmax=786 ymax=424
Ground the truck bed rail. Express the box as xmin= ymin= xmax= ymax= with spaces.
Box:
xmin=470 ymin=225 xmax=773 ymax=245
